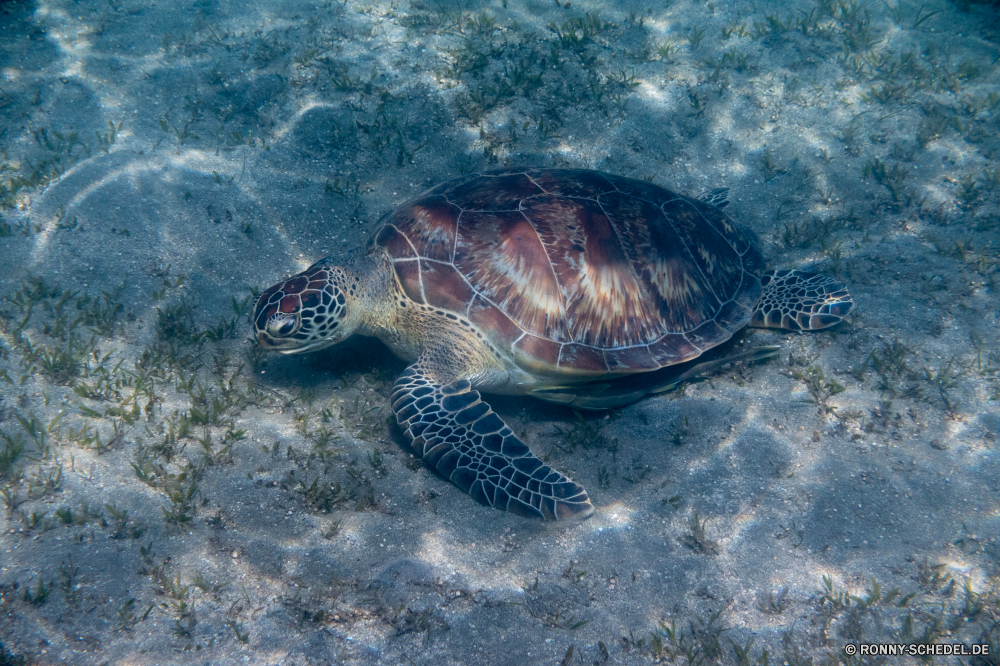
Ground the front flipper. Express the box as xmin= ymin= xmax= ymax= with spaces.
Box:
xmin=391 ymin=364 xmax=594 ymax=521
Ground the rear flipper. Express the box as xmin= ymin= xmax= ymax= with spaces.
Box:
xmin=750 ymin=269 xmax=853 ymax=331
xmin=392 ymin=363 xmax=594 ymax=520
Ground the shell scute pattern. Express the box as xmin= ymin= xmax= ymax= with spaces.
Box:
xmin=523 ymin=193 xmax=660 ymax=348
xmin=513 ymin=333 xmax=563 ymax=374
xmin=454 ymin=210 xmax=563 ymax=339
xmin=468 ymin=296 xmax=522 ymax=344
xmin=419 ymin=260 xmax=474 ymax=313
xmin=648 ymin=334 xmax=700 ymax=367
xmin=685 ymin=319 xmax=728 ymax=349
xmin=559 ymin=343 xmax=609 ymax=373
xmin=374 ymin=224 xmax=417 ymax=260
xmin=434 ymin=171 xmax=542 ymax=210
xmin=603 ymin=344 xmax=655 ymax=372
xmin=374 ymin=168 xmax=765 ymax=375
xmin=600 ymin=171 xmax=674 ymax=203
xmin=394 ymin=260 xmax=424 ymax=304
xmin=524 ymin=167 xmax=617 ymax=198
xmin=387 ymin=195 xmax=458 ymax=263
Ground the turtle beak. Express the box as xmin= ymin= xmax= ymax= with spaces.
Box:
xmin=257 ymin=331 xmax=289 ymax=350
xmin=256 ymin=325 xmax=300 ymax=351
xmin=255 ymin=330 xmax=335 ymax=354
xmin=256 ymin=331 xmax=307 ymax=353
xmin=278 ymin=338 xmax=336 ymax=354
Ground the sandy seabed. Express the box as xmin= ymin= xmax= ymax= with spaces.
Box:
xmin=1 ymin=0 xmax=999 ymax=663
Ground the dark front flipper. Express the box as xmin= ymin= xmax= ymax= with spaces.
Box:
xmin=391 ymin=365 xmax=594 ymax=521
xmin=750 ymin=269 xmax=853 ymax=331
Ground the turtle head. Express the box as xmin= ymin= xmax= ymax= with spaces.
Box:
xmin=253 ymin=258 xmax=362 ymax=354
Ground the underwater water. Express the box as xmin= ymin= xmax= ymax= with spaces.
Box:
xmin=1 ymin=0 xmax=999 ymax=663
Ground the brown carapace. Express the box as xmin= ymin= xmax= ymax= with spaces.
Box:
xmin=374 ymin=168 xmax=765 ymax=377
xmin=254 ymin=168 xmax=854 ymax=521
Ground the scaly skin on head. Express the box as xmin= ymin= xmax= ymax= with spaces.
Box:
xmin=252 ymin=250 xmax=500 ymax=377
xmin=253 ymin=253 xmax=390 ymax=354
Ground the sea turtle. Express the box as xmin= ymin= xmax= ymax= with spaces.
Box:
xmin=253 ymin=167 xmax=853 ymax=521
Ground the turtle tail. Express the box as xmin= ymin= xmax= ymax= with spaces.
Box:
xmin=749 ymin=269 xmax=853 ymax=331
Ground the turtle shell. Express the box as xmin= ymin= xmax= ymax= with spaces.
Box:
xmin=371 ymin=167 xmax=764 ymax=377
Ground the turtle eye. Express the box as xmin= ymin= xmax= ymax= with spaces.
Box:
xmin=266 ymin=314 xmax=298 ymax=338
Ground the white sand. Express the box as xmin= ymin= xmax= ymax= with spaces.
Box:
xmin=1 ymin=0 xmax=998 ymax=664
